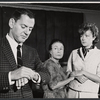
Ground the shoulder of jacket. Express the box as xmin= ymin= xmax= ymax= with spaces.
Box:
xmin=44 ymin=59 xmax=55 ymax=66
xmin=23 ymin=44 xmax=36 ymax=51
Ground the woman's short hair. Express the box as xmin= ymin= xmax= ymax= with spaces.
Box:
xmin=78 ymin=23 xmax=99 ymax=45
xmin=48 ymin=39 xmax=64 ymax=51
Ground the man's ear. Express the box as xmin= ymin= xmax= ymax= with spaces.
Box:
xmin=9 ymin=18 xmax=15 ymax=28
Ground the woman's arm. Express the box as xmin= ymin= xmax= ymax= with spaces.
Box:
xmin=51 ymin=77 xmax=74 ymax=90
xmin=83 ymin=71 xmax=100 ymax=83
xmin=70 ymin=70 xmax=100 ymax=83
xmin=75 ymin=75 xmax=88 ymax=84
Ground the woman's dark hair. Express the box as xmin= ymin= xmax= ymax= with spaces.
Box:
xmin=48 ymin=39 xmax=64 ymax=51
xmin=78 ymin=23 xmax=99 ymax=45
xmin=11 ymin=9 xmax=35 ymax=22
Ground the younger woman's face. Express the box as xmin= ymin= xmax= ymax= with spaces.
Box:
xmin=50 ymin=42 xmax=64 ymax=60
xmin=80 ymin=30 xmax=96 ymax=48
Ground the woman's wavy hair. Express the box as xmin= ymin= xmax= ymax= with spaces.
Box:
xmin=78 ymin=23 xmax=99 ymax=45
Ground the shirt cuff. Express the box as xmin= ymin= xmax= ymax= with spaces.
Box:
xmin=8 ymin=72 xmax=15 ymax=85
xmin=32 ymin=73 xmax=41 ymax=84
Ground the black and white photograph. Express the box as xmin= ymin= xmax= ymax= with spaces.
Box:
xmin=0 ymin=2 xmax=100 ymax=98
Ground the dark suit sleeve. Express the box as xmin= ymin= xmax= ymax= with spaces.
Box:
xmin=34 ymin=49 xmax=50 ymax=85
xmin=0 ymin=72 xmax=10 ymax=91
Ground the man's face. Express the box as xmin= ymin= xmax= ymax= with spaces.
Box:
xmin=9 ymin=14 xmax=35 ymax=43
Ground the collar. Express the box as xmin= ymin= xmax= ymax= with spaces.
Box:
xmin=50 ymin=57 xmax=59 ymax=64
xmin=78 ymin=46 xmax=97 ymax=60
xmin=49 ymin=57 xmax=61 ymax=68
xmin=6 ymin=34 xmax=23 ymax=48
xmin=82 ymin=45 xmax=94 ymax=52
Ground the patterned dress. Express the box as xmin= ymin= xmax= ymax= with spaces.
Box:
xmin=43 ymin=58 xmax=67 ymax=98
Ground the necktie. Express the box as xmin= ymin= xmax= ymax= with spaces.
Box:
xmin=17 ymin=45 xmax=23 ymax=67
xmin=13 ymin=45 xmax=23 ymax=91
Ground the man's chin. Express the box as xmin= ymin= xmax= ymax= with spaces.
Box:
xmin=82 ymin=44 xmax=87 ymax=47
xmin=18 ymin=40 xmax=25 ymax=44
xmin=20 ymin=39 xmax=27 ymax=43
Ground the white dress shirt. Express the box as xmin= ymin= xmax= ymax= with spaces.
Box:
xmin=6 ymin=34 xmax=22 ymax=85
xmin=6 ymin=34 xmax=22 ymax=64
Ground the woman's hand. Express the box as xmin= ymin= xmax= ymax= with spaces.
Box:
xmin=70 ymin=70 xmax=84 ymax=77
xmin=75 ymin=75 xmax=88 ymax=83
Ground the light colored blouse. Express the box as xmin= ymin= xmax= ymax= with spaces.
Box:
xmin=66 ymin=46 xmax=100 ymax=93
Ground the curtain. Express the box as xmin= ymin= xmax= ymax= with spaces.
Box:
xmin=1 ymin=7 xmax=83 ymax=62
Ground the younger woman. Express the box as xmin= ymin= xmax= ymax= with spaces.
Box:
xmin=67 ymin=23 xmax=100 ymax=98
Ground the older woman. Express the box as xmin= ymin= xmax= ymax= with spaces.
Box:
xmin=43 ymin=39 xmax=74 ymax=98
xmin=66 ymin=23 xmax=100 ymax=98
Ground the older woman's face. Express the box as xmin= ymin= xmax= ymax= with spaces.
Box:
xmin=80 ymin=30 xmax=95 ymax=48
xmin=50 ymin=42 xmax=64 ymax=60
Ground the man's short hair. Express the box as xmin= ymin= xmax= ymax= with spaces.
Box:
xmin=11 ymin=9 xmax=35 ymax=22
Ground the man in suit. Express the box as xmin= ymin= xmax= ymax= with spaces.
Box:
xmin=0 ymin=9 xmax=50 ymax=98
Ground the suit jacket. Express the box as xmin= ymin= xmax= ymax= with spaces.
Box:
xmin=0 ymin=37 xmax=50 ymax=98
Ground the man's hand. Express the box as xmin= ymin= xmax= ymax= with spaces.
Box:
xmin=11 ymin=66 xmax=39 ymax=81
xmin=31 ymin=72 xmax=40 ymax=83
xmin=16 ymin=78 xmax=28 ymax=89
xmin=16 ymin=72 xmax=40 ymax=89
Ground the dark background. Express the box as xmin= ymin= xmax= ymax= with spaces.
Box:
xmin=0 ymin=4 xmax=83 ymax=62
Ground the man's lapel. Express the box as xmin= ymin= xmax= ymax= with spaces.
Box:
xmin=22 ymin=45 xmax=30 ymax=67
xmin=2 ymin=37 xmax=17 ymax=70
